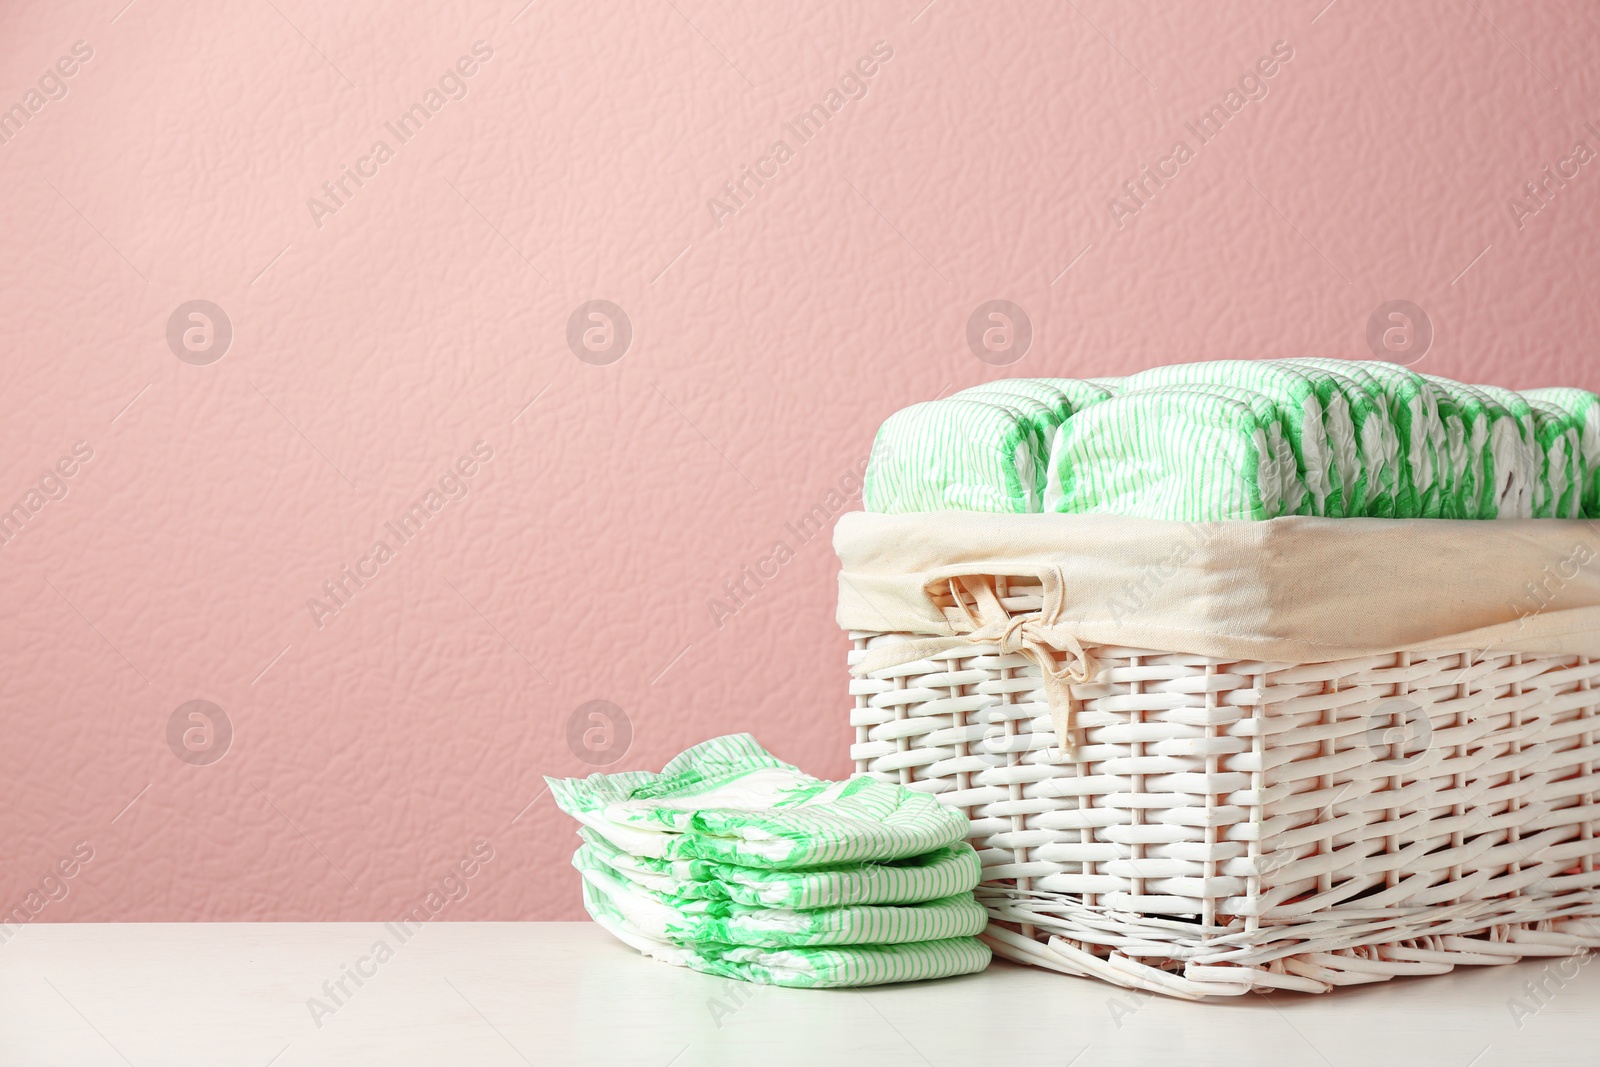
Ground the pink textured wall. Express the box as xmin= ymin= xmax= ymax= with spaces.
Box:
xmin=3 ymin=0 xmax=1599 ymax=924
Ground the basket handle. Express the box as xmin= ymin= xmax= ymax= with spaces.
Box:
xmin=850 ymin=566 xmax=1096 ymax=755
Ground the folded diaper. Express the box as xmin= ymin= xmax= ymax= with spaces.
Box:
xmin=1275 ymin=364 xmax=1363 ymax=518
xmin=956 ymin=380 xmax=1074 ymax=425
xmin=1051 ymin=385 xmax=1300 ymax=521
xmin=577 ymin=827 xmax=982 ymax=909
xmin=582 ymin=882 xmax=992 ymax=988
xmin=1427 ymin=377 xmax=1496 ymax=519
xmin=547 ymin=734 xmax=970 ymax=869
xmin=1280 ymin=359 xmax=1402 ymax=517
xmin=1120 ymin=361 xmax=1332 ymax=516
xmin=1426 ymin=377 xmax=1536 ymax=518
xmin=1032 ymin=377 xmax=1120 ymax=413
xmin=950 ymin=389 xmax=1061 ymax=504
xmin=1304 ymin=360 xmax=1442 ymax=517
xmin=1525 ymin=387 xmax=1600 ymax=517
xmin=1025 ymin=379 xmax=1122 ymax=511
xmin=1321 ymin=361 xmax=1446 ymax=517
xmin=1473 ymin=383 xmax=1539 ymax=518
xmin=574 ymin=858 xmax=989 ymax=947
xmin=1427 ymin=379 xmax=1476 ymax=519
xmin=864 ymin=398 xmax=1039 ymax=513
xmin=1527 ymin=398 xmax=1584 ymax=519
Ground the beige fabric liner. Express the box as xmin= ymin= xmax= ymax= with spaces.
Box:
xmin=835 ymin=511 xmax=1600 ymax=663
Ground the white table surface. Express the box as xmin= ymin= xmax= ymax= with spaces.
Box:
xmin=1 ymin=922 xmax=1596 ymax=1066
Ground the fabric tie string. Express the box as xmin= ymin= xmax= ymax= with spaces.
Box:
xmin=850 ymin=566 xmax=1096 ymax=755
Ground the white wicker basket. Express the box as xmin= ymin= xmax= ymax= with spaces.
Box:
xmin=847 ymin=567 xmax=1600 ymax=998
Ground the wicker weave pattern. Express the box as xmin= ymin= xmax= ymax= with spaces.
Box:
xmin=849 ymin=608 xmax=1600 ymax=998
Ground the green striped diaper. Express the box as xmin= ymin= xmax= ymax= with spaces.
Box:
xmin=1471 ymin=383 xmax=1538 ymax=518
xmin=1428 ymin=380 xmax=1475 ymax=519
xmin=1427 ymin=377 xmax=1536 ymax=518
xmin=1120 ymin=361 xmax=1332 ymax=516
xmin=956 ymin=380 xmax=1073 ymax=425
xmin=582 ymin=882 xmax=992 ymax=988
xmin=1051 ymin=385 xmax=1298 ymax=521
xmin=1032 ymin=377 xmax=1120 ymax=412
xmin=863 ymin=398 xmax=1039 ymax=513
xmin=1281 ymin=359 xmax=1402 ymax=517
xmin=951 ymin=388 xmax=1062 ymax=503
xmin=1526 ymin=398 xmax=1585 ymax=519
xmin=1274 ymin=363 xmax=1364 ymax=518
xmin=1525 ymin=387 xmax=1600 ymax=517
xmin=547 ymin=734 xmax=970 ymax=869
xmin=956 ymin=380 xmax=1102 ymax=505
xmin=1325 ymin=361 xmax=1447 ymax=517
xmin=1031 ymin=379 xmax=1120 ymax=510
xmin=574 ymin=859 xmax=988 ymax=947
xmin=577 ymin=828 xmax=982 ymax=909
xmin=1426 ymin=375 xmax=1496 ymax=518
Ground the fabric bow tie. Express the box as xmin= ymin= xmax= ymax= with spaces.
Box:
xmin=851 ymin=565 xmax=1096 ymax=756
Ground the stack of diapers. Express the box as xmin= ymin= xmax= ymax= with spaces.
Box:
xmin=548 ymin=734 xmax=991 ymax=988
xmin=863 ymin=360 xmax=1600 ymax=522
